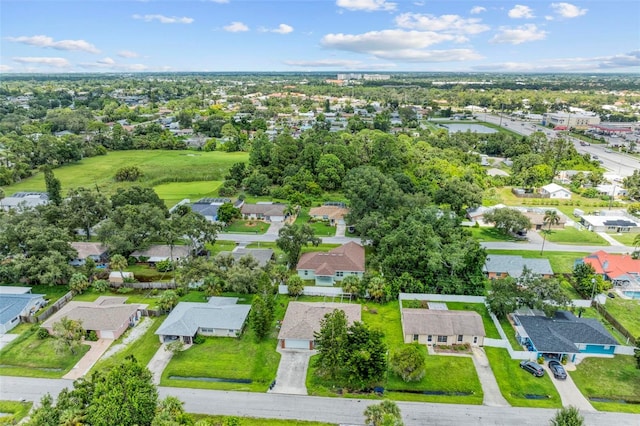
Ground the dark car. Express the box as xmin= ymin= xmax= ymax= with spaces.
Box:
xmin=520 ymin=360 xmax=545 ymax=377
xmin=548 ymin=360 xmax=567 ymax=380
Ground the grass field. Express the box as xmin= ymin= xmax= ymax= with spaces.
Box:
xmin=602 ymin=297 xmax=640 ymax=338
xmin=153 ymin=180 xmax=223 ymax=208
xmin=571 ymin=356 xmax=640 ymax=414
xmin=1 ymin=150 xmax=247 ymax=197
xmin=485 ymin=249 xmax=588 ymax=274
xmin=484 ymin=347 xmax=561 ymax=408
xmin=294 ymin=209 xmax=337 ymax=237
xmin=543 ymin=227 xmax=608 ymax=246
xmin=608 ymin=233 xmax=638 ymax=246
xmin=223 ymin=220 xmax=270 ymax=234
xmin=467 ymin=227 xmax=519 ymax=242
xmin=0 ymin=400 xmax=32 ymax=425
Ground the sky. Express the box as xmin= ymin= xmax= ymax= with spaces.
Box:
xmin=1 ymin=0 xmax=639 ymax=74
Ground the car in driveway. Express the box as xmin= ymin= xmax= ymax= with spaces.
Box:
xmin=548 ymin=360 xmax=567 ymax=380
xmin=520 ymin=360 xmax=545 ymax=377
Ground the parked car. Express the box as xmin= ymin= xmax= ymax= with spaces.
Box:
xmin=520 ymin=360 xmax=545 ymax=377
xmin=548 ymin=360 xmax=567 ymax=380
xmin=604 ymin=148 xmax=612 ymax=153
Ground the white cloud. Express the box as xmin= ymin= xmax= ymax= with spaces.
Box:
xmin=508 ymin=5 xmax=535 ymax=19
xmin=272 ymin=24 xmax=294 ymax=34
xmin=97 ymin=57 xmax=115 ymax=65
xmin=0 ymin=64 xmax=13 ymax=72
xmin=470 ymin=6 xmax=486 ymax=14
xmin=6 ymin=35 xmax=100 ymax=53
xmin=224 ymin=21 xmax=249 ymax=32
xmin=490 ymin=24 xmax=547 ymax=45
xmin=336 ymin=0 xmax=396 ymax=12
xmin=79 ymin=58 xmax=148 ymax=71
xmin=210 ymin=0 xmax=229 ymax=3
xmin=551 ymin=2 xmax=587 ymax=18
xmin=371 ymin=48 xmax=482 ymax=62
xmin=132 ymin=14 xmax=194 ymax=24
xmin=283 ymin=58 xmax=396 ymax=69
xmin=12 ymin=57 xmax=71 ymax=68
xmin=395 ymin=13 xmax=490 ymax=35
xmin=117 ymin=50 xmax=139 ymax=58
xmin=473 ymin=51 xmax=640 ymax=72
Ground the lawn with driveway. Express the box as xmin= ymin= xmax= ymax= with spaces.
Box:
xmin=543 ymin=227 xmax=609 ymax=246
xmin=484 ymin=347 xmax=561 ymax=408
xmin=571 ymin=355 xmax=640 ymax=414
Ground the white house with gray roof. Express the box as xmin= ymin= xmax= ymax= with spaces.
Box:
xmin=0 ymin=293 xmax=46 ymax=334
xmin=0 ymin=192 xmax=49 ymax=211
xmin=155 ymin=297 xmax=251 ymax=344
xmin=483 ymin=255 xmax=553 ymax=280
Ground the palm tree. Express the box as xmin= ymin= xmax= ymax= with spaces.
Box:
xmin=540 ymin=210 xmax=560 ymax=255
xmin=109 ymin=254 xmax=128 ymax=283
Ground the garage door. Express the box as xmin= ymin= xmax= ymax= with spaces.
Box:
xmin=284 ymin=339 xmax=309 ymax=349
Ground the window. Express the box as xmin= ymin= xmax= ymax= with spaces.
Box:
xmin=473 ymin=336 xmax=478 ymax=344
xmin=457 ymin=335 xmax=463 ymax=343
xmin=427 ymin=335 xmax=432 ymax=342
xmin=413 ymin=334 xmax=419 ymax=342
xmin=304 ymin=270 xmax=308 ymax=276
xmin=437 ymin=336 xmax=447 ymax=343
xmin=336 ymin=271 xmax=344 ymax=277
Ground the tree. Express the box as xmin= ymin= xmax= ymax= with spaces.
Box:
xmin=152 ymin=396 xmax=190 ymax=426
xmin=276 ymin=223 xmax=321 ymax=269
xmin=342 ymin=321 xmax=387 ymax=389
xmin=158 ymin=290 xmax=179 ymax=313
xmin=363 ymin=400 xmax=403 ymax=426
xmin=623 ymin=170 xmax=640 ymax=201
xmin=109 ymin=254 xmax=128 ymax=282
xmin=217 ymin=202 xmax=241 ymax=225
xmin=367 ymin=275 xmax=387 ymax=302
xmin=549 ymin=406 xmax=584 ymax=426
xmin=483 ymin=208 xmax=532 ymax=236
xmin=242 ymin=172 xmax=272 ymax=196
xmin=341 ymin=275 xmax=362 ymax=297
xmin=249 ymin=292 xmax=274 ymax=341
xmin=434 ymin=178 xmax=482 ymax=215
xmin=389 ymin=343 xmax=426 ymax=382
xmin=540 ymin=209 xmax=560 ymax=255
xmin=68 ymin=272 xmax=90 ymax=294
xmin=486 ymin=277 xmax=520 ymax=319
xmin=314 ymin=309 xmax=349 ymax=380
xmin=52 ymin=316 xmax=84 ymax=355
xmin=110 ymin=186 xmax=166 ymax=211
xmin=316 ymin=153 xmax=345 ymax=190
xmin=43 ymin=166 xmax=62 ymax=206
xmin=114 ymin=165 xmax=143 ymax=182
xmin=286 ymin=274 xmax=304 ymax=296
xmin=64 ymin=187 xmax=109 ymax=239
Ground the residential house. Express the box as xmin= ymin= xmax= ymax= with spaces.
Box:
xmin=0 ymin=192 xmax=49 ymax=211
xmin=42 ymin=296 xmax=144 ymax=340
xmin=240 ymin=203 xmax=287 ymax=222
xmin=155 ymin=297 xmax=251 ymax=344
xmin=579 ymin=251 xmax=640 ymax=288
xmin=513 ymin=310 xmax=618 ymax=362
xmin=131 ymin=245 xmax=191 ymax=264
xmin=580 ymin=214 xmax=639 ymax=233
xmin=401 ymin=309 xmax=485 ymax=346
xmin=296 ymin=242 xmax=365 ymax=286
xmin=465 ymin=204 xmax=506 ymax=224
xmin=278 ymin=302 xmax=361 ymax=350
xmin=217 ymin=247 xmax=275 ymax=268
xmin=309 ymin=203 xmax=349 ymax=226
xmin=189 ymin=198 xmax=232 ymax=222
xmin=523 ymin=211 xmax=567 ymax=230
xmin=483 ymin=255 xmax=553 ymax=280
xmin=540 ymin=183 xmax=572 ymax=199
xmin=69 ymin=242 xmax=108 ymax=267
xmin=0 ymin=292 xmax=46 ymax=334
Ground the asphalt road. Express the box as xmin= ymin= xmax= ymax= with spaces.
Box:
xmin=2 ymin=377 xmax=639 ymax=426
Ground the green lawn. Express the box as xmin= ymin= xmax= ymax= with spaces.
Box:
xmin=607 ymin=233 xmax=638 ymax=246
xmin=543 ymin=227 xmax=609 ymax=246
xmin=223 ymin=220 xmax=270 ymax=234
xmin=0 ymin=400 xmax=32 ymax=425
xmin=1 ymin=150 xmax=247 ymax=197
xmin=153 ymin=180 xmax=223 ymax=208
xmin=468 ymin=227 xmax=519 ymax=242
xmin=484 ymin=347 xmax=561 ymax=408
xmin=445 ymin=302 xmax=501 ymax=339
xmin=362 ymin=301 xmax=404 ymax=347
xmin=126 ymin=263 xmax=175 ymax=282
xmin=601 ymin=297 xmax=640 ymax=339
xmin=207 ymin=239 xmax=238 ymax=256
xmin=571 ymin=356 xmax=640 ymax=414
xmin=498 ymin=317 xmax=523 ymax=351
xmin=294 ymin=209 xmax=337 ymax=237
xmin=485 ymin=249 xmax=588 ymax=274
xmin=492 ymin=187 xmax=618 ymax=211
xmin=0 ymin=326 xmax=90 ymax=378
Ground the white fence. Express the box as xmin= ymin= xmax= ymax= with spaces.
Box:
xmin=278 ymin=285 xmax=345 ymax=297
xmin=398 ymin=293 xmax=485 ymax=303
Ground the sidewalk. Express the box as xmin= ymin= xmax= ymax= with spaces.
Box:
xmin=63 ymin=338 xmax=113 ymax=380
xmin=596 ymin=232 xmax=625 ymax=246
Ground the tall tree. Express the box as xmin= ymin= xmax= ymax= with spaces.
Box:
xmin=43 ymin=166 xmax=62 ymax=206
xmin=540 ymin=209 xmax=560 ymax=255
xmin=276 ymin=223 xmax=321 ymax=269
xmin=64 ymin=187 xmax=109 ymax=239
xmin=109 ymin=254 xmax=128 ymax=282
xmin=314 ymin=309 xmax=348 ymax=380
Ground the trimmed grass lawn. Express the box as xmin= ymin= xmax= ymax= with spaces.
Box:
xmin=571 ymin=356 xmax=640 ymax=414
xmin=1 ymin=150 xmax=247 ymax=196
xmin=126 ymin=263 xmax=174 ymax=282
xmin=468 ymin=227 xmax=519 ymax=242
xmin=294 ymin=209 xmax=337 ymax=237
xmin=0 ymin=400 xmax=32 ymax=425
xmin=492 ymin=187 xmax=616 ymax=211
xmin=600 ymin=297 xmax=640 ymax=339
xmin=191 ymin=414 xmax=335 ymax=426
xmin=223 ymin=220 xmax=270 ymax=234
xmin=499 ymin=317 xmax=524 ymax=351
xmin=446 ymin=302 xmax=501 ymax=339
xmin=0 ymin=326 xmax=90 ymax=378
xmin=543 ymin=227 xmax=608 ymax=246
xmin=485 ymin=249 xmax=589 ymax=274
xmin=207 ymin=239 xmax=238 ymax=255
xmin=153 ymin=180 xmax=223 ymax=208
xmin=484 ymin=347 xmax=561 ymax=408
xmin=607 ymin=233 xmax=637 ymax=246
xmin=362 ymin=301 xmax=404 ymax=347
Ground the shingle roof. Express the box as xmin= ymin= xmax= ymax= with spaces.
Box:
xmin=217 ymin=248 xmax=274 ymax=267
xmin=131 ymin=245 xmax=191 ymax=262
xmin=483 ymin=255 xmax=553 ymax=277
xmin=309 ymin=205 xmax=349 ymax=221
xmin=155 ymin=297 xmax=251 ymax=337
xmin=0 ymin=294 xmax=45 ymax=324
xmin=515 ymin=311 xmax=617 ymax=353
xmin=296 ymin=242 xmax=365 ymax=276
xmin=71 ymin=242 xmax=108 ymax=259
xmin=277 ymin=302 xmax=361 ymax=341
xmin=401 ymin=309 xmax=486 ymax=336
xmin=42 ymin=297 xmax=142 ymax=332
xmin=240 ymin=203 xmax=286 ymax=216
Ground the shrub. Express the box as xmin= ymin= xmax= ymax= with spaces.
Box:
xmin=87 ymin=330 xmax=98 ymax=341
xmin=37 ymin=327 xmax=50 ymax=339
xmin=156 ymin=259 xmax=174 ymax=272
xmin=537 ymin=356 xmax=545 ymax=364
xmin=91 ymin=279 xmax=109 ymax=293
xmin=114 ymin=165 xmax=143 ymax=182
xmin=117 ymin=287 xmax=133 ymax=294
xmin=193 ymin=334 xmax=205 ymax=344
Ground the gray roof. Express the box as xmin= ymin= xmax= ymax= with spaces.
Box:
xmin=156 ymin=297 xmax=251 ymax=337
xmin=515 ymin=311 xmax=617 ymax=354
xmin=0 ymin=294 xmax=45 ymax=324
xmin=402 ymin=309 xmax=486 ymax=336
xmin=278 ymin=302 xmax=361 ymax=341
xmin=483 ymin=255 xmax=553 ymax=277
xmin=42 ymin=297 xmax=142 ymax=332
xmin=218 ymin=248 xmax=274 ymax=267
xmin=0 ymin=192 xmax=49 ymax=210
xmin=131 ymin=245 xmax=191 ymax=262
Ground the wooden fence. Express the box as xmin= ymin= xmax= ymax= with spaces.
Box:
xmin=20 ymin=291 xmax=74 ymax=324
xmin=593 ymin=301 xmax=637 ymax=346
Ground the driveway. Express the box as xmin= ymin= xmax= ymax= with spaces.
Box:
xmin=147 ymin=344 xmax=175 ymax=385
xmin=63 ymin=338 xmax=113 ymax=380
xmin=265 ymin=221 xmax=285 ymax=237
xmin=471 ymin=347 xmax=510 ymax=407
xmin=270 ymin=349 xmax=314 ymax=395
xmin=335 ymin=223 xmax=346 ymax=237
xmin=544 ymin=363 xmax=596 ymax=412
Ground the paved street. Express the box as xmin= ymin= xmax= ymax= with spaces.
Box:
xmin=2 ymin=377 xmax=639 ymax=426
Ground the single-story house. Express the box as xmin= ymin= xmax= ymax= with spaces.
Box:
xmin=155 ymin=297 xmax=251 ymax=344
xmin=513 ymin=310 xmax=618 ymax=362
xmin=401 ymin=309 xmax=485 ymax=346
xmin=0 ymin=293 xmax=47 ymax=334
xmin=278 ymin=302 xmax=361 ymax=350
xmin=217 ymin=247 xmax=275 ymax=268
xmin=240 ymin=203 xmax=287 ymax=222
xmin=484 ymin=254 xmax=554 ymax=280
xmin=42 ymin=296 xmax=144 ymax=340
xmin=189 ymin=198 xmax=232 ymax=222
xmin=465 ymin=204 xmax=506 ymax=224
xmin=580 ymin=215 xmax=639 ymax=233
xmin=0 ymin=192 xmax=49 ymax=211
xmin=131 ymin=244 xmax=191 ymax=264
xmin=309 ymin=204 xmax=349 ymax=226
xmin=579 ymin=251 xmax=640 ymax=287
xmin=540 ymin=183 xmax=572 ymax=199
xmin=595 ymin=184 xmax=627 ymax=199
xmin=69 ymin=242 xmax=109 ymax=267
xmin=522 ymin=211 xmax=567 ymax=230
xmin=296 ymin=241 xmax=365 ymax=286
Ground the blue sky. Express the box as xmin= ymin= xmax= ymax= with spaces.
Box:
xmin=1 ymin=0 xmax=638 ymax=73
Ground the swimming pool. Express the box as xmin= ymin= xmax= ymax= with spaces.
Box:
xmin=623 ymin=291 xmax=640 ymax=300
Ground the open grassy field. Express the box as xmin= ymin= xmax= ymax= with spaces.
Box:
xmin=1 ymin=150 xmax=247 ymax=197
xmin=0 ymin=401 xmax=32 ymax=425
xmin=484 ymin=347 xmax=561 ymax=408
xmin=153 ymin=180 xmax=223 ymax=208
xmin=602 ymin=297 xmax=640 ymax=338
xmin=543 ymin=227 xmax=608 ymax=245
xmin=489 ymin=187 xmax=619 ymax=211
xmin=294 ymin=209 xmax=337 ymax=237
xmin=485 ymin=249 xmax=588 ymax=274
xmin=571 ymin=356 xmax=640 ymax=414
xmin=467 ymin=227 xmax=520 ymax=242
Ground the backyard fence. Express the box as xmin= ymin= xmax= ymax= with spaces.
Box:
xmin=20 ymin=291 xmax=74 ymax=324
xmin=110 ymin=281 xmax=178 ymax=290
xmin=593 ymin=302 xmax=637 ymax=346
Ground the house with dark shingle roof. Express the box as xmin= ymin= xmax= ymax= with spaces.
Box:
xmin=155 ymin=297 xmax=251 ymax=344
xmin=401 ymin=309 xmax=486 ymax=346
xmin=513 ymin=310 xmax=618 ymax=362
xmin=240 ymin=203 xmax=287 ymax=222
xmin=296 ymin=241 xmax=365 ymax=286
xmin=483 ymin=255 xmax=553 ymax=280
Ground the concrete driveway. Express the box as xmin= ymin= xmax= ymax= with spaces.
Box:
xmin=0 ymin=334 xmax=18 ymax=351
xmin=270 ymin=349 xmax=314 ymax=395
xmin=471 ymin=347 xmax=510 ymax=407
xmin=63 ymin=338 xmax=113 ymax=380
xmin=147 ymin=344 xmax=175 ymax=385
xmin=544 ymin=363 xmax=596 ymax=412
